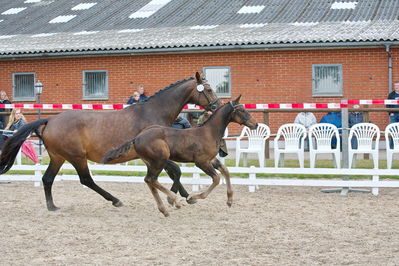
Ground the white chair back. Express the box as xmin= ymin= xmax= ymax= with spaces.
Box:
xmin=349 ymin=123 xmax=380 ymax=151
xmin=309 ymin=123 xmax=340 ymax=151
xmin=239 ymin=124 xmax=270 ymax=149
xmin=385 ymin=123 xmax=399 ymax=151
xmin=275 ymin=123 xmax=306 ymax=150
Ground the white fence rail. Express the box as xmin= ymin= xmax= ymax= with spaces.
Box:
xmin=2 ymin=162 xmax=399 ymax=196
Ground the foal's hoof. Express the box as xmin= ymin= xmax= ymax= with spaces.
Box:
xmin=47 ymin=206 xmax=60 ymax=211
xmin=167 ymin=196 xmax=174 ymax=206
xmin=227 ymin=201 xmax=232 ymax=208
xmin=186 ymin=197 xmax=197 ymax=205
xmin=113 ymin=200 xmax=123 ymax=207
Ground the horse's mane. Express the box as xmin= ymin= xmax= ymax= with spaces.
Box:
xmin=198 ymin=103 xmax=230 ymax=127
xmin=146 ymin=77 xmax=194 ymax=102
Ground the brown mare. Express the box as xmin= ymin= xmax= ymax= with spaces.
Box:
xmin=0 ymin=72 xmax=222 ymax=210
xmin=103 ymin=95 xmax=258 ymax=216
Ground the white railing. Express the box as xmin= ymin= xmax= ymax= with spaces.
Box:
xmin=2 ymin=161 xmax=399 ymax=196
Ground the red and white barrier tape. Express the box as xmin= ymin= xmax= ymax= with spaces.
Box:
xmin=0 ymin=100 xmax=396 ymax=110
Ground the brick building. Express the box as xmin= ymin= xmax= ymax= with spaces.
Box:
xmin=0 ymin=0 xmax=399 ymax=133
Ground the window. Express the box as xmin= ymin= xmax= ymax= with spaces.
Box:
xmin=312 ymin=64 xmax=343 ymax=96
xmin=13 ymin=73 xmax=35 ymax=100
xmin=83 ymin=70 xmax=108 ymax=99
xmin=203 ymin=67 xmax=231 ymax=97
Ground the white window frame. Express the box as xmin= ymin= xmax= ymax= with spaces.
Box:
xmin=312 ymin=64 xmax=343 ymax=97
xmin=203 ymin=66 xmax=231 ymax=98
xmin=83 ymin=70 xmax=108 ymax=100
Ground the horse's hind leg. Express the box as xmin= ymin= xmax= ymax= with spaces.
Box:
xmin=70 ymin=160 xmax=123 ymax=207
xmin=164 ymin=160 xmax=196 ymax=204
xmin=42 ymin=155 xmax=65 ymax=211
xmin=212 ymin=158 xmax=233 ymax=207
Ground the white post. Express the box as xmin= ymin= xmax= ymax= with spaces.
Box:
xmin=192 ymin=172 xmax=200 ymax=192
xmin=372 ymin=175 xmax=379 ymax=195
xmin=33 ymin=163 xmax=41 ymax=187
xmin=248 ymin=166 xmax=256 ymax=192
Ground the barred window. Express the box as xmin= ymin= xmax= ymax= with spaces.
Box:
xmin=13 ymin=73 xmax=35 ymax=100
xmin=312 ymin=64 xmax=343 ymax=96
xmin=203 ymin=67 xmax=231 ymax=97
xmin=83 ymin=70 xmax=108 ymax=99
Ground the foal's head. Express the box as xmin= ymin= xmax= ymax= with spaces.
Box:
xmin=230 ymin=95 xmax=258 ymax=129
xmin=190 ymin=72 xmax=222 ymax=112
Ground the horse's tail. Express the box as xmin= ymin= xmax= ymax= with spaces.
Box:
xmin=102 ymin=138 xmax=135 ymax=164
xmin=0 ymin=118 xmax=49 ymax=174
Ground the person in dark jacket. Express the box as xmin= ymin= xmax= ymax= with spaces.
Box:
xmin=126 ymin=91 xmax=140 ymax=104
xmin=172 ymin=116 xmax=191 ymax=129
xmin=0 ymin=90 xmax=11 ymax=130
xmin=320 ymin=112 xmax=342 ymax=149
xmin=136 ymin=84 xmax=148 ymax=102
xmin=387 ymin=82 xmax=399 ymax=123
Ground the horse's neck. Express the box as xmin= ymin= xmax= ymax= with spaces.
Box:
xmin=132 ymin=80 xmax=194 ymax=126
xmin=202 ymin=106 xmax=231 ymax=139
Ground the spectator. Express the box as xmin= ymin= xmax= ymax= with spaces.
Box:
xmin=387 ymin=82 xmax=399 ymax=123
xmin=294 ymin=112 xmax=316 ymax=151
xmin=2 ymin=109 xmax=38 ymax=163
xmin=136 ymin=84 xmax=148 ymax=102
xmin=0 ymin=90 xmax=11 ymax=130
xmin=320 ymin=112 xmax=342 ymax=149
xmin=126 ymin=91 xmax=140 ymax=104
xmin=348 ymin=105 xmax=363 ymax=149
xmin=3 ymin=108 xmax=27 ymax=138
xmin=172 ymin=115 xmax=191 ymax=129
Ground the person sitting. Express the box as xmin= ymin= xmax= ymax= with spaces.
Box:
xmin=0 ymin=90 xmax=11 ymax=130
xmin=126 ymin=91 xmax=140 ymax=104
xmin=172 ymin=115 xmax=191 ymax=129
xmin=136 ymin=84 xmax=148 ymax=102
xmin=320 ymin=112 xmax=342 ymax=149
xmin=2 ymin=109 xmax=38 ymax=163
xmin=294 ymin=112 xmax=316 ymax=151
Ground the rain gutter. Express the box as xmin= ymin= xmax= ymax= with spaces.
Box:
xmin=1 ymin=41 xmax=399 ymax=59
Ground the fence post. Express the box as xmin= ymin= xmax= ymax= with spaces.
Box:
xmin=33 ymin=163 xmax=41 ymax=187
xmin=341 ymin=103 xmax=350 ymax=194
xmin=192 ymin=172 xmax=200 ymax=192
xmin=248 ymin=166 xmax=257 ymax=192
xmin=263 ymin=110 xmax=270 ymax=159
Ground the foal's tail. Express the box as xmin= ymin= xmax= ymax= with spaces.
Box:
xmin=102 ymin=139 xmax=136 ymax=164
xmin=0 ymin=119 xmax=48 ymax=174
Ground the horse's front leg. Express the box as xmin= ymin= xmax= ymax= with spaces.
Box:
xmin=188 ymin=162 xmax=220 ymax=202
xmin=211 ymin=158 xmax=233 ymax=207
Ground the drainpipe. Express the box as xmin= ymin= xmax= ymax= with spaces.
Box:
xmin=385 ymin=44 xmax=392 ymax=93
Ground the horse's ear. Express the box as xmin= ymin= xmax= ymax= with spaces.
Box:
xmin=195 ymin=72 xmax=203 ymax=84
xmin=233 ymin=95 xmax=242 ymax=105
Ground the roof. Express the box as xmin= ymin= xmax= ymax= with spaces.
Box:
xmin=1 ymin=0 xmax=399 ymax=57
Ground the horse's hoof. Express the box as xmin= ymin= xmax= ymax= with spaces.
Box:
xmin=186 ymin=197 xmax=197 ymax=204
xmin=167 ymin=196 xmax=174 ymax=206
xmin=113 ymin=200 xmax=123 ymax=207
xmin=227 ymin=201 xmax=232 ymax=208
xmin=47 ymin=206 xmax=60 ymax=211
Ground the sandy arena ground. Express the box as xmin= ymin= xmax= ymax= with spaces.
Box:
xmin=1 ymin=180 xmax=399 ymax=265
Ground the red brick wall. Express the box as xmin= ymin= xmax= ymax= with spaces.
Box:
xmin=0 ymin=47 xmax=397 ymax=135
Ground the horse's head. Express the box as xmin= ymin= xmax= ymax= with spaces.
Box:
xmin=190 ymin=72 xmax=222 ymax=112
xmin=230 ymin=95 xmax=258 ymax=129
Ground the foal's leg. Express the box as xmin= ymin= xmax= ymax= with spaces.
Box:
xmin=188 ymin=162 xmax=220 ymax=202
xmin=144 ymin=160 xmax=182 ymax=217
xmin=164 ymin=160 xmax=196 ymax=204
xmin=42 ymin=154 xmax=65 ymax=211
xmin=70 ymin=159 xmax=123 ymax=207
xmin=211 ymin=158 xmax=233 ymax=207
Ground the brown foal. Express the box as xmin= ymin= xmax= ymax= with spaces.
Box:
xmin=103 ymin=95 xmax=258 ymax=216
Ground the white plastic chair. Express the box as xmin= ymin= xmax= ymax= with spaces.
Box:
xmin=274 ymin=123 xmax=306 ymax=168
xmin=385 ymin=123 xmax=399 ymax=169
xmin=218 ymin=127 xmax=229 ymax=164
xmin=348 ymin=123 xmax=380 ymax=169
xmin=235 ymin=123 xmax=270 ymax=167
xmin=308 ymin=123 xmax=340 ymax=168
